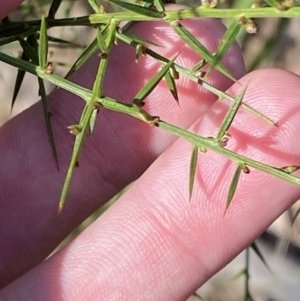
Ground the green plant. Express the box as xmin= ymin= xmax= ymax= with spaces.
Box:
xmin=1 ymin=0 xmax=300 ymax=300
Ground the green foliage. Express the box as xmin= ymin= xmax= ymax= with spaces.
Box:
xmin=1 ymin=0 xmax=300 ymax=299
xmin=189 ymin=145 xmax=198 ymax=200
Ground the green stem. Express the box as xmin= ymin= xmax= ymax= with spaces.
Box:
xmin=1 ymin=6 xmax=300 ymax=39
xmin=158 ymin=120 xmax=300 ymax=187
xmin=0 ymin=52 xmax=90 ymax=100
xmin=2 ymin=49 xmax=299 ymax=192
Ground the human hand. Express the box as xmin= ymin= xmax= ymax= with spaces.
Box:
xmin=1 ymin=2 xmax=300 ymax=300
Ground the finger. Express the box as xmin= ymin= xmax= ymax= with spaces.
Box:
xmin=0 ymin=8 xmax=245 ymax=288
xmin=0 ymin=0 xmax=24 ymax=19
xmin=1 ymin=69 xmax=299 ymax=300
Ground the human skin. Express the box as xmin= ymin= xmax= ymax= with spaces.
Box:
xmin=1 ymin=1 xmax=300 ymax=301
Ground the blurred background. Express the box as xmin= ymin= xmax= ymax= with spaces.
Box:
xmin=1 ymin=1 xmax=300 ymax=300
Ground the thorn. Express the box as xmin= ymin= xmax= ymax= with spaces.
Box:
xmin=223 ymin=207 xmax=228 ymax=217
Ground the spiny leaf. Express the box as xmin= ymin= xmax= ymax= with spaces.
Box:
xmin=264 ymin=0 xmax=283 ymax=9
xmin=89 ymin=21 xmax=118 ymax=135
xmin=105 ymin=20 xmax=118 ymax=48
xmin=189 ymin=145 xmax=198 ymax=200
xmin=48 ymin=0 xmax=63 ymax=18
xmin=92 ymin=20 xmax=117 ymax=100
xmin=207 ymin=20 xmax=241 ymax=77
xmin=164 ymin=70 xmax=179 ymax=105
xmin=279 ymin=165 xmax=300 ymax=174
xmin=191 ymin=58 xmax=207 ymax=73
xmin=121 ymin=31 xmax=160 ymax=47
xmin=133 ymin=56 xmax=177 ymax=105
xmin=96 ymin=27 xmax=107 ymax=53
xmin=11 ymin=50 xmax=29 ymax=110
xmin=225 ymin=163 xmax=243 ymax=211
xmin=19 ymin=37 xmax=39 ymax=64
xmin=87 ymin=0 xmax=100 ymax=12
xmin=203 ymin=81 xmax=276 ymax=126
xmin=61 ymin=19 xmax=119 ymax=206
xmin=231 ymin=268 xmax=247 ymax=280
xmin=11 ymin=38 xmax=37 ymax=110
xmin=192 ymin=292 xmax=203 ymax=300
xmin=0 ymin=23 xmax=39 ymax=40
xmin=19 ymin=35 xmax=58 ymax=166
xmin=250 ymin=242 xmax=270 ymax=271
xmin=46 ymin=35 xmax=84 ymax=48
xmin=65 ymin=24 xmax=108 ymax=78
xmin=165 ymin=69 xmax=179 ymax=105
xmin=65 ymin=38 xmax=98 ymax=78
xmin=154 ymin=0 xmax=165 ymax=12
xmin=38 ymin=77 xmax=59 ymax=168
xmin=38 ymin=15 xmax=48 ymax=70
xmin=89 ymin=107 xmax=99 ymax=133
xmin=216 ymin=85 xmax=247 ymax=143
xmin=107 ymin=0 xmax=163 ymax=18
xmin=96 ymin=23 xmax=111 ymax=54
xmin=137 ymin=44 xmax=277 ymax=126
xmin=170 ymin=22 xmax=237 ymax=82
xmin=0 ymin=36 xmax=20 ymax=46
xmin=118 ymin=29 xmax=276 ymax=126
